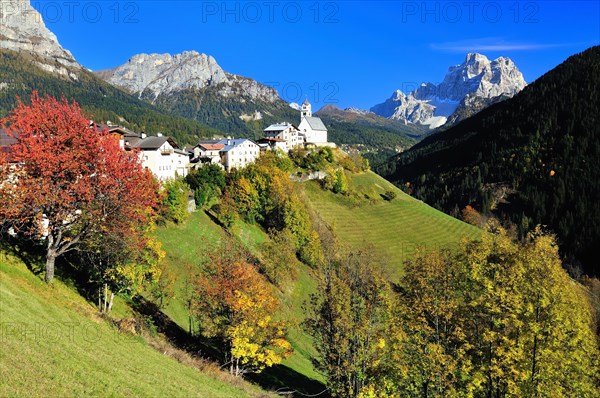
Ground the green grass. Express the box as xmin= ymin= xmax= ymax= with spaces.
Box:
xmin=0 ymin=251 xmax=266 ymax=398
xmin=153 ymin=211 xmax=223 ymax=330
xmin=304 ymin=171 xmax=480 ymax=281
xmin=277 ymin=264 xmax=321 ymax=382
xmin=153 ymin=211 xmax=324 ymax=388
xmin=232 ymin=220 xmax=267 ymax=254
xmin=0 ymin=170 xmax=480 ymax=397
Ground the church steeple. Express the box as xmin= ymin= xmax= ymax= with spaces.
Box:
xmin=301 ymin=98 xmax=312 ymax=118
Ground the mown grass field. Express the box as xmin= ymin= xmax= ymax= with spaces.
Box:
xmin=0 ymin=251 xmax=268 ymax=398
xmin=304 ymin=171 xmax=480 ymax=281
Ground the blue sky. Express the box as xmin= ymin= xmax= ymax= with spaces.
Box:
xmin=36 ymin=1 xmax=599 ymax=110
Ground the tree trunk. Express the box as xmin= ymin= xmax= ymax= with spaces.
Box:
xmin=103 ymin=284 xmax=108 ymax=313
xmin=45 ymin=252 xmax=56 ymax=283
xmin=108 ymin=292 xmax=115 ymax=313
xmin=44 ymin=227 xmax=83 ymax=284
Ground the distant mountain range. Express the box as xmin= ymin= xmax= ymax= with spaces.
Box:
xmin=0 ymin=0 xmax=222 ymax=144
xmin=378 ymin=46 xmax=600 ymax=277
xmin=315 ymin=104 xmax=427 ymax=166
xmin=370 ymin=53 xmax=527 ymax=128
xmin=0 ymin=0 xmax=542 ymax=159
xmin=95 ymin=51 xmax=297 ymax=138
xmin=96 ymin=51 xmax=526 ymax=135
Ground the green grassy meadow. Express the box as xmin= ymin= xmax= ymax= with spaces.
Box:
xmin=0 ymin=251 xmax=267 ymax=398
xmin=0 ymin=170 xmax=480 ymax=397
xmin=152 ymin=211 xmax=324 ymax=389
xmin=304 ymin=171 xmax=480 ymax=281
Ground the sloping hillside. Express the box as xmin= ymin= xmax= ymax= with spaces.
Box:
xmin=315 ymin=105 xmax=425 ymax=167
xmin=0 ymin=250 xmax=270 ymax=397
xmin=0 ymin=49 xmax=222 ymax=145
xmin=148 ymin=169 xmax=479 ymax=392
xmin=379 ymin=46 xmax=600 ymax=277
xmin=152 ymin=211 xmax=325 ymax=396
xmin=304 ymin=171 xmax=480 ymax=281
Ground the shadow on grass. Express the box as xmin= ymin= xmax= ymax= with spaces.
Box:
xmin=132 ymin=296 xmax=328 ymax=397
xmin=0 ymin=236 xmax=87 ymax=292
xmin=0 ymin=236 xmax=45 ymax=277
xmin=247 ymin=364 xmax=329 ymax=397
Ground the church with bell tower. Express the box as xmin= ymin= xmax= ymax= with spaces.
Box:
xmin=298 ymin=99 xmax=328 ymax=144
xmin=301 ymin=98 xmax=312 ymax=118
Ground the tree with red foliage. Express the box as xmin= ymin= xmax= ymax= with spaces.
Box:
xmin=0 ymin=92 xmax=159 ymax=283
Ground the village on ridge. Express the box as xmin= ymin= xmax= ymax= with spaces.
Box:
xmin=101 ymin=99 xmax=334 ymax=179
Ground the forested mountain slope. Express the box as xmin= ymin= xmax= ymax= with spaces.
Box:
xmin=379 ymin=46 xmax=600 ymax=276
xmin=0 ymin=49 xmax=222 ymax=145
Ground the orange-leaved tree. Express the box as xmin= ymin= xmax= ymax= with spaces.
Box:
xmin=193 ymin=238 xmax=292 ymax=376
xmin=0 ymin=92 xmax=159 ymax=283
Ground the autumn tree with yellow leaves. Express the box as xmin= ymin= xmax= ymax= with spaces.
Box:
xmin=516 ymin=228 xmax=599 ymax=396
xmin=383 ymin=223 xmax=600 ymax=397
xmin=384 ymin=248 xmax=472 ymax=397
xmin=455 ymin=224 xmax=599 ymax=397
xmin=305 ymin=249 xmax=392 ymax=398
xmin=193 ymin=238 xmax=292 ymax=376
xmin=309 ymin=222 xmax=600 ymax=397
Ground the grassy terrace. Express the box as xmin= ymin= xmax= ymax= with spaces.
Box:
xmin=304 ymin=171 xmax=480 ymax=281
xmin=0 ymin=251 xmax=266 ymax=398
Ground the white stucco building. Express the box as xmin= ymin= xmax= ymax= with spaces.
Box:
xmin=219 ymin=138 xmax=260 ymax=171
xmin=298 ymin=99 xmax=329 ymax=145
xmin=126 ymin=134 xmax=189 ymax=180
xmin=263 ymin=122 xmax=303 ymax=151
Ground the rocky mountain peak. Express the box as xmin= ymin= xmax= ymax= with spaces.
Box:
xmin=392 ymin=89 xmax=407 ymax=101
xmin=98 ymin=51 xmax=229 ymax=101
xmin=437 ymin=52 xmax=525 ymax=101
xmin=465 ymin=52 xmax=488 ymax=65
xmin=97 ymin=50 xmax=279 ymax=103
xmin=0 ymin=0 xmax=80 ymax=75
xmin=371 ymin=53 xmax=526 ymax=128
